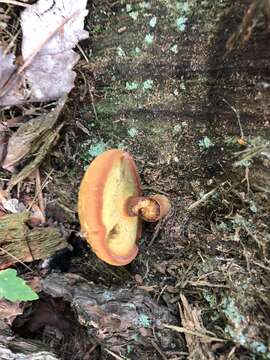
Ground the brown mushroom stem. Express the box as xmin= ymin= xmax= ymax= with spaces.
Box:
xmin=126 ymin=194 xmax=171 ymax=222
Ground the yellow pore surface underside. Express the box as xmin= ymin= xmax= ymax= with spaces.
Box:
xmin=102 ymin=157 xmax=139 ymax=257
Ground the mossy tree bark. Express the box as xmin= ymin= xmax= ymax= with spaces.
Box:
xmin=81 ymin=0 xmax=269 ymax=188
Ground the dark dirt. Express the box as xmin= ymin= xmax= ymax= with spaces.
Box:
xmin=1 ymin=0 xmax=270 ymax=359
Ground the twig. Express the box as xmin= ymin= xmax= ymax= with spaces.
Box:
xmin=4 ymin=29 xmax=21 ymax=55
xmin=0 ymin=246 xmax=33 ymax=272
xmin=251 ymin=260 xmax=270 ymax=272
xmin=221 ymin=98 xmax=244 ymax=139
xmin=77 ymin=43 xmax=89 ymax=63
xmin=188 ymin=188 xmax=217 ymax=211
xmin=35 ymin=168 xmax=46 ymax=223
xmin=26 ymin=170 xmax=53 ymax=211
xmin=0 ymin=0 xmax=30 ymax=7
xmin=88 ymin=83 xmax=99 ymax=122
xmin=163 ymin=324 xmax=225 ymax=343
xmin=104 ymin=349 xmax=126 ymax=360
xmin=147 ymin=218 xmax=162 ymax=248
xmin=187 ymin=281 xmax=229 ymax=288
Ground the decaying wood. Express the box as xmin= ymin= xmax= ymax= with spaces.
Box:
xmin=0 ymin=320 xmax=59 ymax=360
xmin=178 ymin=294 xmax=215 ymax=360
xmin=42 ymin=273 xmax=183 ymax=358
xmin=0 ymin=212 xmax=66 ymax=269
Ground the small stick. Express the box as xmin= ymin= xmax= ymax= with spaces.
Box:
xmin=0 ymin=0 xmax=30 ymax=7
xmin=26 ymin=170 xmax=53 ymax=211
xmin=88 ymin=83 xmax=99 ymax=122
xmin=104 ymin=349 xmax=126 ymax=360
xmin=0 ymin=246 xmax=33 ymax=272
xmin=77 ymin=43 xmax=89 ymax=63
xmin=187 ymin=188 xmax=217 ymax=211
xmin=221 ymin=98 xmax=244 ymax=139
xmin=35 ymin=168 xmax=46 ymax=223
xmin=148 ymin=219 xmax=162 ymax=248
xmin=163 ymin=324 xmax=225 ymax=342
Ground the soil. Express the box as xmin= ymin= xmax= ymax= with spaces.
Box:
xmin=1 ymin=0 xmax=270 ymax=359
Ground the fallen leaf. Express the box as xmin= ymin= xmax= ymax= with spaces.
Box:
xmin=0 ymin=300 xmax=24 ymax=326
xmin=2 ymin=95 xmax=66 ymax=172
xmin=3 ymin=198 xmax=26 ymax=213
xmin=0 ymin=48 xmax=23 ymax=106
xmin=0 ymin=48 xmax=16 ymax=89
xmin=0 ymin=0 xmax=88 ymax=106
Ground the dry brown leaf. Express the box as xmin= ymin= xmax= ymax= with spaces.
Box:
xmin=0 ymin=0 xmax=88 ymax=106
xmin=0 ymin=49 xmax=24 ymax=106
xmin=2 ymin=95 xmax=66 ymax=172
xmin=0 ymin=300 xmax=24 ymax=326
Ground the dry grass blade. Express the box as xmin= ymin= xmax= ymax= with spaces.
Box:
xmin=164 ymin=294 xmax=223 ymax=360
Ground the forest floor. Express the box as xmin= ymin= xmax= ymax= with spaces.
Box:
xmin=0 ymin=1 xmax=270 ymax=359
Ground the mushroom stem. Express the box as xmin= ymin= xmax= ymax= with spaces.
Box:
xmin=126 ymin=195 xmax=171 ymax=222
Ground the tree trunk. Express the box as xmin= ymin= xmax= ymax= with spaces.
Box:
xmin=80 ymin=0 xmax=269 ymax=190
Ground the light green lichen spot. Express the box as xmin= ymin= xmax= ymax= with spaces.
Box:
xmin=144 ymin=33 xmax=154 ymax=45
xmin=128 ymin=128 xmax=138 ymax=137
xmin=137 ymin=314 xmax=151 ymax=328
xmin=180 ymin=82 xmax=186 ymax=90
xmin=149 ymin=16 xmax=157 ymax=28
xmin=126 ymin=81 xmax=139 ymax=90
xmin=199 ymin=137 xmax=214 ymax=149
xmin=129 ymin=11 xmax=139 ymax=21
xmin=88 ymin=142 xmax=107 ymax=158
xmin=143 ymin=79 xmax=154 ymax=90
xmin=116 ymin=46 xmax=126 ymax=58
xmin=176 ymin=17 xmax=187 ymax=31
xmin=176 ymin=2 xmax=190 ymax=13
xmin=170 ymin=44 xmax=178 ymax=54
xmin=126 ymin=4 xmax=132 ymax=12
xmin=139 ymin=1 xmax=151 ymax=9
xmin=173 ymin=124 xmax=182 ymax=133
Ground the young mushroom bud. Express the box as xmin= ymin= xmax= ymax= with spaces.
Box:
xmin=78 ymin=149 xmax=171 ymax=266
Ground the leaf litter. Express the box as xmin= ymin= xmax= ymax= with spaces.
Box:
xmin=0 ymin=0 xmax=87 ymax=323
xmin=3 ymin=95 xmax=67 ymax=174
xmin=0 ymin=0 xmax=88 ymax=106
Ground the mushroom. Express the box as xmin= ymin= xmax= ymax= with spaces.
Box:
xmin=78 ymin=149 xmax=171 ymax=266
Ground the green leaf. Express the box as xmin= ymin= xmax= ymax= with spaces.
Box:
xmin=0 ymin=269 xmax=39 ymax=302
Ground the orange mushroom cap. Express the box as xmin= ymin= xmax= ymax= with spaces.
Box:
xmin=78 ymin=149 xmax=142 ymax=266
